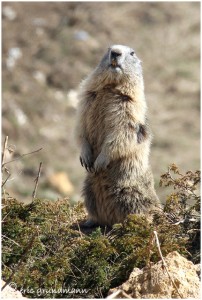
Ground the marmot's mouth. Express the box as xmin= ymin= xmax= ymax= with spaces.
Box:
xmin=109 ymin=63 xmax=122 ymax=70
xmin=111 ymin=59 xmax=118 ymax=67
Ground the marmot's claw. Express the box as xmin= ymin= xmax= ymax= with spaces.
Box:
xmin=90 ymin=166 xmax=94 ymax=173
xmin=87 ymin=165 xmax=95 ymax=173
xmin=80 ymin=143 xmax=94 ymax=172
xmin=80 ymin=156 xmax=84 ymax=167
xmin=80 ymin=156 xmax=94 ymax=173
xmin=84 ymin=163 xmax=89 ymax=172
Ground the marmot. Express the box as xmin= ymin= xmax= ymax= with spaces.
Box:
xmin=77 ymin=44 xmax=160 ymax=227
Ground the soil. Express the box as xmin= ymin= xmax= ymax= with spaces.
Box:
xmin=2 ymin=2 xmax=200 ymax=203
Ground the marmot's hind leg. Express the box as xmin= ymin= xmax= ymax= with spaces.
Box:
xmin=82 ymin=177 xmax=98 ymax=227
xmin=81 ymin=219 xmax=99 ymax=228
xmin=114 ymin=186 xmax=155 ymax=218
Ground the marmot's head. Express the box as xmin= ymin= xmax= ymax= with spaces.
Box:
xmin=94 ymin=45 xmax=143 ymax=86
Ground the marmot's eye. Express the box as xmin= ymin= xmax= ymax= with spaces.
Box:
xmin=130 ymin=51 xmax=135 ymax=56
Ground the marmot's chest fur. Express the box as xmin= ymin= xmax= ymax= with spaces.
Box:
xmin=77 ymin=44 xmax=161 ymax=227
xmin=85 ymin=87 xmax=140 ymax=160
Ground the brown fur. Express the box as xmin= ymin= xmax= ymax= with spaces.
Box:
xmin=76 ymin=45 xmax=161 ymax=226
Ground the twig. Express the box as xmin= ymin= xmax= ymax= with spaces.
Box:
xmin=1 ymin=173 xmax=11 ymax=188
xmin=107 ymin=289 xmax=131 ymax=299
xmin=5 ymin=169 xmax=23 ymax=183
xmin=1 ymin=226 xmax=39 ymax=291
xmin=2 ymin=209 xmax=13 ymax=222
xmin=153 ymin=230 xmax=183 ymax=298
xmin=2 ymin=147 xmax=43 ymax=167
xmin=32 ymin=162 xmax=42 ymax=200
xmin=97 ymin=287 xmax=103 ymax=299
xmin=106 ymin=289 xmax=122 ymax=299
xmin=120 ymin=291 xmax=132 ymax=299
xmin=2 ymin=235 xmax=21 ymax=247
xmin=76 ymin=220 xmax=83 ymax=238
xmin=1 ymin=136 xmax=8 ymax=171
xmin=146 ymin=231 xmax=154 ymax=267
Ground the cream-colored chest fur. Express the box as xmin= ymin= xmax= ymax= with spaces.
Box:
xmin=87 ymin=90 xmax=140 ymax=146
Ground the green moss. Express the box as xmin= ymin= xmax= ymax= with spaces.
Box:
xmin=2 ymin=165 xmax=200 ymax=298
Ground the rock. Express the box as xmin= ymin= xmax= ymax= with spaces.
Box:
xmin=14 ymin=107 xmax=27 ymax=126
xmin=109 ymin=251 xmax=200 ymax=299
xmin=2 ymin=6 xmax=17 ymax=21
xmin=32 ymin=18 xmax=47 ymax=27
xmin=1 ymin=280 xmax=26 ymax=299
xmin=66 ymin=89 xmax=79 ymax=109
xmin=74 ymin=30 xmax=90 ymax=41
xmin=33 ymin=70 xmax=46 ymax=85
xmin=6 ymin=48 xmax=22 ymax=70
xmin=73 ymin=30 xmax=99 ymax=50
xmin=47 ymin=172 xmax=74 ymax=196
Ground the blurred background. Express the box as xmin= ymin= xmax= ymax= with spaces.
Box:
xmin=2 ymin=2 xmax=200 ymax=204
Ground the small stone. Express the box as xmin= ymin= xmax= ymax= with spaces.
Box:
xmin=74 ymin=30 xmax=90 ymax=41
xmin=66 ymin=89 xmax=79 ymax=108
xmin=6 ymin=48 xmax=22 ymax=70
xmin=14 ymin=107 xmax=27 ymax=126
xmin=33 ymin=71 xmax=46 ymax=85
xmin=2 ymin=6 xmax=17 ymax=21
xmin=32 ymin=18 xmax=47 ymax=27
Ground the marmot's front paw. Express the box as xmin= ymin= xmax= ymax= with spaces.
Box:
xmin=80 ymin=153 xmax=94 ymax=172
xmin=94 ymin=152 xmax=110 ymax=173
xmin=80 ymin=146 xmax=93 ymax=172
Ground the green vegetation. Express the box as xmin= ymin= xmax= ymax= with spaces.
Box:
xmin=2 ymin=165 xmax=200 ymax=298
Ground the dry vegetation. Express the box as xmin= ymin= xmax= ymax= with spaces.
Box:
xmin=2 ymin=2 xmax=200 ymax=203
xmin=2 ymin=165 xmax=200 ymax=298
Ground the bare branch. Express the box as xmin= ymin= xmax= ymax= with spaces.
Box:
xmin=153 ymin=230 xmax=183 ymax=298
xmin=32 ymin=162 xmax=43 ymax=200
xmin=6 ymin=169 xmax=23 ymax=183
xmin=76 ymin=220 xmax=84 ymax=238
xmin=2 ymin=147 xmax=43 ymax=167
xmin=107 ymin=289 xmax=131 ymax=299
xmin=1 ymin=173 xmax=11 ymax=188
xmin=146 ymin=231 xmax=154 ymax=267
xmin=1 ymin=136 xmax=8 ymax=171
xmin=2 ymin=235 xmax=21 ymax=247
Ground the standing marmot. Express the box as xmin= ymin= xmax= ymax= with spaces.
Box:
xmin=77 ymin=44 xmax=160 ymax=227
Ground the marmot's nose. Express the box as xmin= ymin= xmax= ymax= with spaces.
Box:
xmin=111 ymin=49 xmax=122 ymax=60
